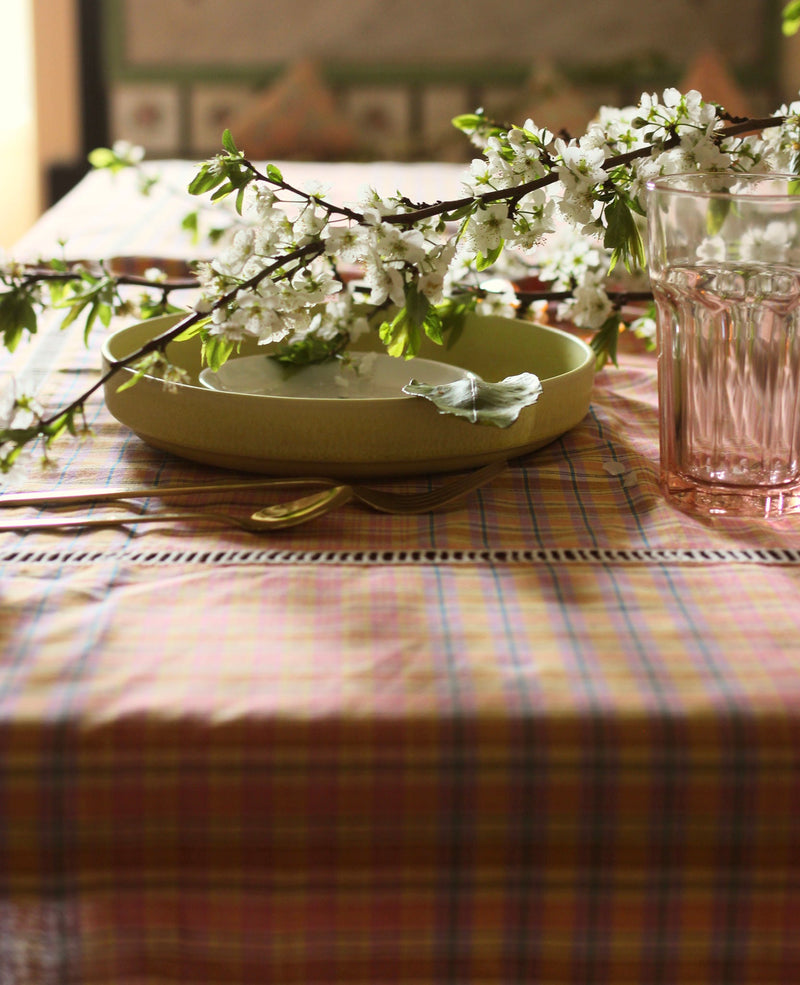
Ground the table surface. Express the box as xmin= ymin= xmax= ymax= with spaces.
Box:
xmin=1 ymin=161 xmax=799 ymax=985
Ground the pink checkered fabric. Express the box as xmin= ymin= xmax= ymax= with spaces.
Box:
xmin=0 ymin=164 xmax=799 ymax=984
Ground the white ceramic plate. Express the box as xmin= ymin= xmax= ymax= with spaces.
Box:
xmin=101 ymin=314 xmax=595 ymax=477
xmin=199 ymin=352 xmax=468 ymax=399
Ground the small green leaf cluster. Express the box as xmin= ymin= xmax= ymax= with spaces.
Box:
xmin=589 ymin=314 xmax=624 ymax=368
xmin=188 ymin=131 xmax=255 ymax=215
xmin=601 ymin=192 xmax=646 ymax=274
xmin=0 ymin=288 xmax=37 ymax=352
xmin=379 ymin=283 xmax=443 ymax=358
xmin=50 ymin=265 xmax=116 ymax=343
xmin=451 ymin=111 xmax=508 ymax=146
xmin=378 ymin=288 xmax=478 ymax=360
xmin=87 ymin=146 xmax=136 ymax=174
xmin=270 ymin=333 xmax=349 ymax=366
xmin=0 ymin=397 xmax=86 ymax=473
xmin=201 ymin=334 xmax=237 ymax=373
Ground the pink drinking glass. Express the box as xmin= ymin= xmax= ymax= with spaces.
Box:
xmin=647 ymin=172 xmax=800 ymax=518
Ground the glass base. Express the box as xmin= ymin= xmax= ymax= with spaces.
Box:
xmin=661 ymin=470 xmax=800 ymax=519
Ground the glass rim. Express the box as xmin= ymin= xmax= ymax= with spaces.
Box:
xmin=645 ymin=170 xmax=800 ymax=202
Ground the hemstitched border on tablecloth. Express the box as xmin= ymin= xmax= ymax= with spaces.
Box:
xmin=2 ymin=547 xmax=800 ymax=567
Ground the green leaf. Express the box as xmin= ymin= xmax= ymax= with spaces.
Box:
xmin=2 ymin=323 xmax=24 ymax=353
xmin=783 ymin=0 xmax=800 ymax=34
xmin=266 ymin=163 xmax=284 ymax=182
xmin=87 ymin=147 xmax=118 ymax=169
xmin=589 ymin=313 xmax=623 ymax=368
xmin=188 ymin=165 xmax=225 ymax=196
xmin=441 ymin=203 xmax=476 ymax=223
xmin=451 ymin=113 xmax=485 ymax=132
xmin=706 ymin=197 xmax=731 ymax=236
xmin=434 ymin=294 xmax=477 ymax=348
xmin=83 ymin=300 xmax=101 ymax=344
xmin=58 ymin=297 xmax=91 ymax=331
xmin=476 ymin=242 xmax=503 ymax=271
xmin=210 ymin=181 xmax=235 ymax=202
xmin=603 ymin=196 xmax=645 ymax=273
xmin=16 ymin=294 xmax=37 ymax=335
xmin=181 ymin=210 xmax=199 ymax=242
xmin=0 ymin=289 xmax=38 ymax=351
xmin=202 ymin=334 xmax=235 ymax=372
xmin=422 ymin=305 xmax=444 ymax=345
xmin=42 ymin=408 xmax=78 ymax=443
xmin=138 ymin=174 xmax=158 ymax=196
xmin=405 ymin=281 xmax=430 ymax=327
xmin=378 ymin=308 xmax=421 ymax=359
xmin=270 ymin=332 xmax=347 ymax=366
xmin=403 ymin=372 xmax=543 ymax=428
xmin=47 ymin=280 xmax=68 ymax=305
xmin=221 ymin=129 xmax=239 ymax=154
xmin=173 ymin=316 xmax=210 ymax=342
xmin=115 ymin=352 xmax=161 ymax=392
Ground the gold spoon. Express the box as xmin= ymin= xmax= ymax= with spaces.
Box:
xmin=0 ymin=459 xmax=509 ymax=534
xmin=0 ymin=486 xmax=354 ymax=534
xmin=0 ymin=459 xmax=507 ymax=533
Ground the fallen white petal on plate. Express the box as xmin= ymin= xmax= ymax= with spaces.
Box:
xmin=402 ymin=372 xmax=542 ymax=428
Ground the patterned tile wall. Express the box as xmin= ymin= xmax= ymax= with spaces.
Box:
xmin=102 ymin=0 xmax=779 ymax=160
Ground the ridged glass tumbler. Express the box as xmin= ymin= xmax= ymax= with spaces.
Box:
xmin=647 ymin=172 xmax=800 ymax=518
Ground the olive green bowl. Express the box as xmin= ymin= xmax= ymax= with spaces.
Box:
xmin=101 ymin=313 xmax=594 ymax=477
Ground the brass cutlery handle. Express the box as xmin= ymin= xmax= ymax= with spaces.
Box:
xmin=0 ymin=477 xmax=335 ymax=509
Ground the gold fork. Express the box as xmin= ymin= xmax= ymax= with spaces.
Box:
xmin=0 ymin=458 xmax=507 ymax=533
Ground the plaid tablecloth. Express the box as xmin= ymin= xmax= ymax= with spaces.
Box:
xmin=0 ymin=164 xmax=798 ymax=984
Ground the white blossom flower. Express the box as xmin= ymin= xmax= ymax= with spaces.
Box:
xmin=462 ymin=203 xmax=514 ymax=257
xmin=293 ymin=201 xmax=328 ymax=242
xmin=418 ymin=242 xmax=457 ymax=303
xmin=631 ymin=314 xmax=657 ymax=345
xmin=558 ymin=186 xmax=602 ymax=229
xmin=376 ymin=225 xmax=428 ymax=266
xmin=739 ymin=221 xmax=797 ymax=263
xmin=476 ymin=277 xmax=517 ymax=318
xmin=696 ymin=235 xmax=727 ymax=262
xmin=291 ymin=263 xmax=342 ymax=304
xmin=217 ymin=228 xmax=256 ymax=278
xmin=656 ymin=128 xmax=731 ymax=174
xmin=251 ymin=185 xmax=280 ymax=220
xmin=112 ymin=139 xmax=145 ymax=164
xmin=561 ymin=276 xmax=613 ymax=331
xmin=463 ymin=158 xmax=495 ymax=192
xmin=511 ymin=190 xmax=556 ymax=249
xmin=555 ymin=140 xmax=608 ymax=192
xmin=321 ymin=223 xmax=367 ymax=263
xmin=363 ymin=261 xmax=405 ymax=307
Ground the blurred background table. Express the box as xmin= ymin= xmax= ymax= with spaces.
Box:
xmin=0 ymin=162 xmax=798 ymax=984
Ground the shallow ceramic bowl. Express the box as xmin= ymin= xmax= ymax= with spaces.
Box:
xmin=101 ymin=313 xmax=595 ymax=477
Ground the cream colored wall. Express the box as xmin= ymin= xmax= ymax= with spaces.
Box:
xmin=0 ymin=0 xmax=81 ymax=246
xmin=0 ymin=0 xmax=38 ymax=248
xmin=32 ymin=0 xmax=81 ymax=204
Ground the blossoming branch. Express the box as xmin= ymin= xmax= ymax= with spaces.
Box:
xmin=0 ymin=86 xmax=798 ymax=468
